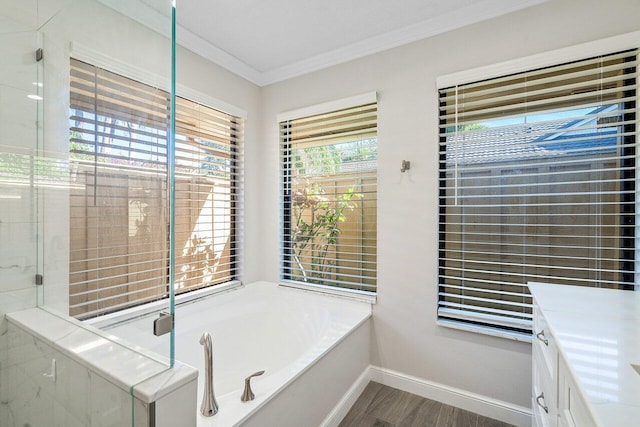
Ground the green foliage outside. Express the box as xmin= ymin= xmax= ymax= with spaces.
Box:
xmin=0 ymin=150 xmax=68 ymax=185
xmin=291 ymin=183 xmax=362 ymax=282
xmin=289 ymin=140 xmax=373 ymax=282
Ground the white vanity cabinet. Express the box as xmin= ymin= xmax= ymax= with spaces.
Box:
xmin=530 ymin=282 xmax=640 ymax=427
xmin=533 ymin=305 xmax=594 ymax=427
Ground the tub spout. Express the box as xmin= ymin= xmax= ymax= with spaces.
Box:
xmin=199 ymin=332 xmax=219 ymax=417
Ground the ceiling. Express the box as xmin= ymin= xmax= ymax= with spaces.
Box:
xmin=111 ymin=0 xmax=550 ymax=86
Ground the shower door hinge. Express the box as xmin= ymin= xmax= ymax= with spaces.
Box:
xmin=35 ymin=274 xmax=43 ymax=286
xmin=36 ymin=48 xmax=43 ymax=62
xmin=153 ymin=311 xmax=173 ymax=336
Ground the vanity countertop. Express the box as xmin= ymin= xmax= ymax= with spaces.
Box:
xmin=529 ymin=283 xmax=640 ymax=426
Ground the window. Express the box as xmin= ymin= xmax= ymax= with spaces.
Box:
xmin=279 ymin=98 xmax=377 ymax=293
xmin=438 ymin=50 xmax=637 ymax=336
xmin=69 ymin=59 xmax=242 ymax=319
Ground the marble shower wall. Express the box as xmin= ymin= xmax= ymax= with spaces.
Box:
xmin=0 ymin=321 xmax=149 ymax=427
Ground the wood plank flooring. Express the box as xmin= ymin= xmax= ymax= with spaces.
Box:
xmin=339 ymin=382 xmax=515 ymax=427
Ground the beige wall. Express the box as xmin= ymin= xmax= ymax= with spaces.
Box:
xmin=256 ymin=0 xmax=640 ymax=408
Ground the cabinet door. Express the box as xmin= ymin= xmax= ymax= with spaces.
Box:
xmin=558 ymin=358 xmax=597 ymax=427
xmin=558 ymin=409 xmax=576 ymax=427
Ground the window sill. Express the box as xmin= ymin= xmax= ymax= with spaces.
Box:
xmin=279 ymin=280 xmax=377 ymax=305
xmin=437 ymin=319 xmax=532 ymax=343
xmin=86 ymin=280 xmax=243 ymax=329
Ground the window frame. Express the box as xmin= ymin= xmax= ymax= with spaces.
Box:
xmin=277 ymin=92 xmax=378 ymax=299
xmin=435 ymin=32 xmax=640 ymax=341
xmin=68 ymin=49 xmax=246 ymax=319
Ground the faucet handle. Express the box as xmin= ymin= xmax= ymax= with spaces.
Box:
xmin=241 ymin=370 xmax=265 ymax=402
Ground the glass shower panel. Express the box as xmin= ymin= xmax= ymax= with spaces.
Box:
xmin=1 ymin=0 xmax=177 ymax=425
xmin=1 ymin=4 xmax=49 ymax=427
xmin=0 ymin=3 xmax=42 ymax=314
xmin=40 ymin=0 xmax=175 ymax=346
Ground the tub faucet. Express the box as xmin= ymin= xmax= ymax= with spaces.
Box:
xmin=241 ymin=370 xmax=265 ymax=402
xmin=199 ymin=332 xmax=219 ymax=417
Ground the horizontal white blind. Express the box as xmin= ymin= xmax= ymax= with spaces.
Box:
xmin=438 ymin=50 xmax=638 ymax=334
xmin=174 ymin=97 xmax=243 ymax=294
xmin=279 ymin=102 xmax=377 ymax=292
xmin=69 ymin=59 xmax=242 ymax=319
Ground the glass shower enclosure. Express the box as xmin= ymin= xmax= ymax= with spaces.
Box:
xmin=1 ymin=0 xmax=178 ymax=425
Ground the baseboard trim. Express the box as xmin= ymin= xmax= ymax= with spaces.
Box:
xmin=322 ymin=365 xmax=532 ymax=427
xmin=320 ymin=367 xmax=373 ymax=427
xmin=370 ymin=366 xmax=532 ymax=427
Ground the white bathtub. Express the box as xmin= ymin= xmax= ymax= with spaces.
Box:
xmin=103 ymin=281 xmax=371 ymax=427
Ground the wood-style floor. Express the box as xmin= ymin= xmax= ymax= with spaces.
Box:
xmin=339 ymin=382 xmax=515 ymax=427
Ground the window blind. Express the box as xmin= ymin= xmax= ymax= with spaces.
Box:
xmin=69 ymin=58 xmax=242 ymax=319
xmin=438 ymin=50 xmax=637 ymax=335
xmin=280 ymin=102 xmax=377 ymax=292
xmin=174 ymin=97 xmax=243 ymax=294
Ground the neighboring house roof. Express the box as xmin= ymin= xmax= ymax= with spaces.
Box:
xmin=446 ymin=105 xmax=620 ymax=165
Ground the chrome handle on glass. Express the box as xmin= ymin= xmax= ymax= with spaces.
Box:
xmin=536 ymin=392 xmax=549 ymax=414
xmin=536 ymin=330 xmax=549 ymax=346
xmin=241 ymin=370 xmax=265 ymax=402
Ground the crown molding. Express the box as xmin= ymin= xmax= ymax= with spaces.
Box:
xmin=260 ymin=0 xmax=550 ymax=85
xmin=97 ymin=0 xmax=266 ymax=84
xmin=176 ymin=25 xmax=265 ymax=85
xmin=98 ymin=0 xmax=550 ymax=88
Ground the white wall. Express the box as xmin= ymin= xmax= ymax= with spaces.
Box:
xmin=257 ymin=0 xmax=640 ymax=408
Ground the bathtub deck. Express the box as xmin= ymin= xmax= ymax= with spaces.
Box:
xmin=339 ymin=382 xmax=514 ymax=427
